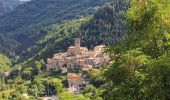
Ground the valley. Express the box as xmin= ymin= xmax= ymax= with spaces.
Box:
xmin=0 ymin=0 xmax=169 ymax=100
xmin=0 ymin=0 xmax=113 ymax=55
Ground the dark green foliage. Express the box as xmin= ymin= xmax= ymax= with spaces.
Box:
xmin=77 ymin=0 xmax=130 ymax=48
xmin=87 ymin=69 xmax=105 ymax=88
xmin=0 ymin=33 xmax=18 ymax=56
xmin=0 ymin=0 xmax=112 ymax=55
xmin=18 ymin=18 xmax=86 ymax=63
xmin=21 ymin=68 xmax=32 ymax=80
xmin=18 ymin=0 xmax=130 ymax=64
xmin=28 ymin=85 xmax=38 ymax=97
xmin=0 ymin=53 xmax=12 ymax=72
xmin=104 ymin=0 xmax=170 ymax=99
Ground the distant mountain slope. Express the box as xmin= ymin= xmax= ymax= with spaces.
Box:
xmin=0 ymin=33 xmax=18 ymax=55
xmin=0 ymin=0 xmax=20 ymax=15
xmin=77 ymin=0 xmax=130 ymax=47
xmin=0 ymin=0 xmax=112 ymax=55
xmin=0 ymin=0 xmax=112 ymax=39
xmin=18 ymin=0 xmax=130 ymax=64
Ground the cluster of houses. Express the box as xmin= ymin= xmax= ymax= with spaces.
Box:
xmin=46 ymin=38 xmax=109 ymax=93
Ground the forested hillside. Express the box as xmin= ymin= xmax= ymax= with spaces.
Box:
xmin=0 ymin=0 xmax=112 ymax=55
xmin=0 ymin=0 xmax=169 ymax=99
xmin=18 ymin=0 xmax=130 ymax=64
xmin=77 ymin=0 xmax=129 ymax=47
xmin=0 ymin=53 xmax=11 ymax=72
xmin=19 ymin=18 xmax=87 ymax=63
xmin=0 ymin=0 xmax=20 ymax=16
xmin=0 ymin=33 xmax=18 ymax=54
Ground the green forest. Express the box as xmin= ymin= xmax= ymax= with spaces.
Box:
xmin=0 ymin=0 xmax=112 ymax=55
xmin=0 ymin=0 xmax=169 ymax=100
xmin=18 ymin=0 xmax=129 ymax=64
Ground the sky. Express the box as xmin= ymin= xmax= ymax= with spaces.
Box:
xmin=20 ymin=0 xmax=30 ymax=1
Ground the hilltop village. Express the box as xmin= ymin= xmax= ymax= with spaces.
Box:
xmin=46 ymin=38 xmax=109 ymax=93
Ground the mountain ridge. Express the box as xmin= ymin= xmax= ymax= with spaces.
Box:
xmin=18 ymin=0 xmax=130 ymax=64
xmin=0 ymin=0 xmax=20 ymax=15
xmin=0 ymin=0 xmax=112 ymax=55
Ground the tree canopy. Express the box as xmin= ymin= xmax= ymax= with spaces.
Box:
xmin=104 ymin=0 xmax=170 ymax=99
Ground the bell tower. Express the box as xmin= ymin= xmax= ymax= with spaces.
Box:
xmin=74 ymin=38 xmax=81 ymax=56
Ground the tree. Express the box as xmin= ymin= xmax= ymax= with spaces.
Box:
xmin=104 ymin=0 xmax=170 ymax=99
xmin=53 ymin=80 xmax=63 ymax=94
xmin=43 ymin=79 xmax=63 ymax=95
xmin=126 ymin=0 xmax=170 ymax=57
xmin=148 ymin=53 xmax=170 ymax=99
xmin=88 ymin=69 xmax=105 ymax=87
xmin=104 ymin=49 xmax=151 ymax=99
xmin=83 ymin=85 xmax=103 ymax=100
xmin=34 ymin=60 xmax=45 ymax=76
xmin=13 ymin=76 xmax=23 ymax=84
xmin=28 ymin=85 xmax=38 ymax=97
xmin=33 ymin=77 xmax=45 ymax=95
xmin=16 ymin=84 xmax=27 ymax=94
xmin=21 ymin=69 xmax=32 ymax=80
xmin=9 ymin=91 xmax=23 ymax=100
xmin=34 ymin=61 xmax=42 ymax=75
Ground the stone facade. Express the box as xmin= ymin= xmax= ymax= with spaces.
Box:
xmin=67 ymin=73 xmax=85 ymax=93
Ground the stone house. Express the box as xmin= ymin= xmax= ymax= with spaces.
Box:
xmin=67 ymin=73 xmax=86 ymax=93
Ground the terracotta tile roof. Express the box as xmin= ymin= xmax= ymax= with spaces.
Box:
xmin=68 ymin=73 xmax=81 ymax=82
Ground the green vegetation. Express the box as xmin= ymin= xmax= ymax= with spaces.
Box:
xmin=18 ymin=0 xmax=130 ymax=64
xmin=0 ymin=53 xmax=13 ymax=99
xmin=0 ymin=53 xmax=11 ymax=72
xmin=0 ymin=33 xmax=18 ymax=55
xmin=19 ymin=18 xmax=88 ymax=63
xmin=0 ymin=59 xmax=64 ymax=99
xmin=0 ymin=0 xmax=112 ymax=55
xmin=103 ymin=0 xmax=170 ymax=99
xmin=59 ymin=92 xmax=90 ymax=100
xmin=0 ymin=0 xmax=169 ymax=99
xmin=77 ymin=0 xmax=129 ymax=47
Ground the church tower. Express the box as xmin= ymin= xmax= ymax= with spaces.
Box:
xmin=74 ymin=38 xmax=81 ymax=56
